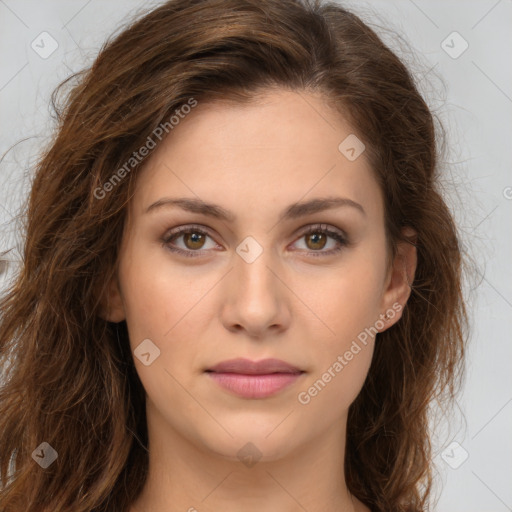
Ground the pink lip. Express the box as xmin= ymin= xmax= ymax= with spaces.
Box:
xmin=205 ymin=358 xmax=304 ymax=399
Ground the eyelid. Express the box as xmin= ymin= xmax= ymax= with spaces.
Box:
xmin=298 ymin=223 xmax=347 ymax=239
xmin=290 ymin=223 xmax=348 ymax=256
xmin=163 ymin=223 xmax=216 ymax=240
xmin=161 ymin=224 xmax=220 ymax=257
xmin=161 ymin=222 xmax=349 ymax=257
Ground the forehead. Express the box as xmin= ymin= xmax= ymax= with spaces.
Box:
xmin=129 ymin=89 xmax=383 ymax=222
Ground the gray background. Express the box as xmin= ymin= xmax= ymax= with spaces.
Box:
xmin=1 ymin=1 xmax=511 ymax=510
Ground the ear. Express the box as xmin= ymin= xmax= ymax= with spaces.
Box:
xmin=97 ymin=272 xmax=126 ymax=323
xmin=378 ymin=226 xmax=417 ymax=331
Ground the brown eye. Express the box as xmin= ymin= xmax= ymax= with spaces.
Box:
xmin=182 ymin=231 xmax=207 ymax=250
xmin=305 ymin=232 xmax=328 ymax=250
xmin=162 ymin=225 xmax=218 ymax=258
xmin=292 ymin=224 xmax=348 ymax=256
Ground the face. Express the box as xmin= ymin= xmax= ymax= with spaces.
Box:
xmin=103 ymin=88 xmax=414 ymax=463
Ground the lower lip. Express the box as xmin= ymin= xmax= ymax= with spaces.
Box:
xmin=207 ymin=372 xmax=303 ymax=399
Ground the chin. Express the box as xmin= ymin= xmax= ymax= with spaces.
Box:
xmin=197 ymin=418 xmax=302 ymax=464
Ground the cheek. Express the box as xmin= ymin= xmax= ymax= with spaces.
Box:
xmin=119 ymin=270 xmax=172 ymax=347
xmin=298 ymin=254 xmax=386 ymax=343
xmin=118 ymin=244 xmax=197 ymax=343
xmin=117 ymin=247 xmax=217 ymax=382
xmin=117 ymin=252 xmax=208 ymax=424
xmin=295 ymin=273 xmax=379 ymax=417
xmin=295 ymin=340 xmax=373 ymax=431
xmin=292 ymin=253 xmax=384 ymax=411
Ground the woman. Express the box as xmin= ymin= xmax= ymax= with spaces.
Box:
xmin=0 ymin=0 xmax=467 ymax=510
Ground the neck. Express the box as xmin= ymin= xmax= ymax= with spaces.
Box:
xmin=130 ymin=401 xmax=366 ymax=512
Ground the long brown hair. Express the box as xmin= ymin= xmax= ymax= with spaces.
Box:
xmin=0 ymin=1 xmax=467 ymax=510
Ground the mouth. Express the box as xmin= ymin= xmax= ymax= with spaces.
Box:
xmin=205 ymin=358 xmax=305 ymax=399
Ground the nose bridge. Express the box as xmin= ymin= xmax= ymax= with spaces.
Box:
xmin=237 ymin=247 xmax=275 ymax=297
xmin=220 ymin=237 xmax=290 ymax=336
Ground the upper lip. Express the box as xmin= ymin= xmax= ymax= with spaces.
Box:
xmin=206 ymin=358 xmax=303 ymax=375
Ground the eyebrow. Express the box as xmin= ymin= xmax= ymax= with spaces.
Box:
xmin=145 ymin=196 xmax=366 ymax=221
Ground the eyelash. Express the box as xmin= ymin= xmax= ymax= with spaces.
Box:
xmin=161 ymin=223 xmax=348 ymax=259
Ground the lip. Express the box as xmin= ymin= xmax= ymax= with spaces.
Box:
xmin=207 ymin=357 xmax=302 ymax=374
xmin=205 ymin=358 xmax=304 ymax=399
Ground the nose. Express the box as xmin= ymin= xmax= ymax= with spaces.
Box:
xmin=220 ymin=247 xmax=291 ymax=339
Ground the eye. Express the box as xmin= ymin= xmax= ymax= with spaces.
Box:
xmin=161 ymin=223 xmax=348 ymax=258
xmin=161 ymin=225 xmax=219 ymax=258
xmin=291 ymin=224 xmax=348 ymax=256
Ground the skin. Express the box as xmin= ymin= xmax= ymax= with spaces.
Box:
xmin=101 ymin=88 xmax=417 ymax=512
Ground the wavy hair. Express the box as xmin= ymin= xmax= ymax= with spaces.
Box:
xmin=0 ymin=0 xmax=467 ymax=510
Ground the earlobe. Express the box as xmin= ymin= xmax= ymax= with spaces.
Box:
xmin=98 ymin=273 xmax=126 ymax=323
xmin=379 ymin=227 xmax=417 ymax=330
